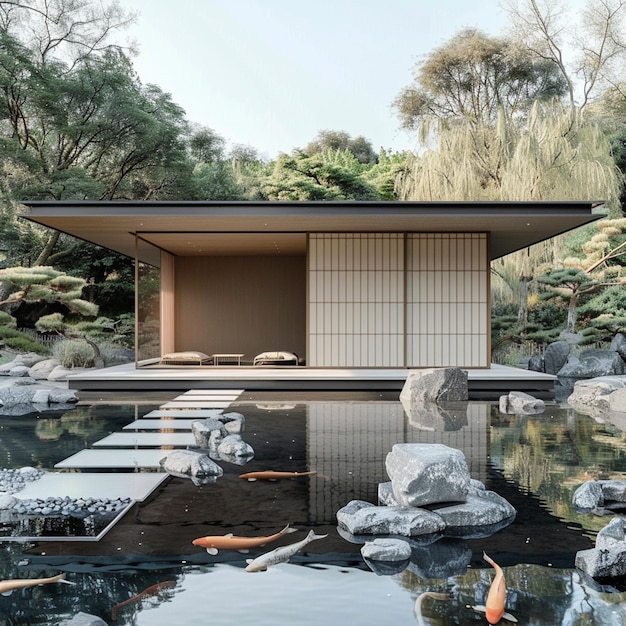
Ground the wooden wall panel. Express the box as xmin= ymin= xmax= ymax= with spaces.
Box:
xmin=175 ymin=256 xmax=306 ymax=362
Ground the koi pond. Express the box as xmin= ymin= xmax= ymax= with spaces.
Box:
xmin=0 ymin=390 xmax=626 ymax=625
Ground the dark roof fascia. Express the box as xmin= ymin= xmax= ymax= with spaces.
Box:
xmin=20 ymin=199 xmax=602 ymax=217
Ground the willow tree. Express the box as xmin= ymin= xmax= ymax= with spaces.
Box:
xmin=396 ymin=102 xmax=623 ymax=345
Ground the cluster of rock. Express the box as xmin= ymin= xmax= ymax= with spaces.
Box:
xmin=2 ymin=495 xmax=131 ymax=517
xmin=337 ymin=443 xmax=516 ymax=577
xmin=572 ymin=480 xmax=626 ymax=580
xmin=529 ymin=333 xmax=626 ymax=379
xmin=572 ymin=479 xmax=626 ymax=513
xmin=0 ymin=467 xmax=46 ymax=493
xmin=0 ymin=353 xmax=79 ymax=410
xmin=0 ymin=352 xmax=86 ymax=382
xmin=159 ymin=411 xmax=254 ymax=485
xmin=0 ymin=466 xmax=131 ymax=519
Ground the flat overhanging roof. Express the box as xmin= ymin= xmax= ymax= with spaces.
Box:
xmin=20 ymin=200 xmax=603 ymax=261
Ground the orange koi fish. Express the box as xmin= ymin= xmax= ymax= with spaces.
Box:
xmin=472 ymin=552 xmax=517 ymax=624
xmin=111 ymin=580 xmax=176 ymax=620
xmin=238 ymin=470 xmax=317 ymax=481
xmin=192 ymin=524 xmax=297 ymax=555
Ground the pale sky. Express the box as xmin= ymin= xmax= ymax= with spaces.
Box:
xmin=119 ymin=0 xmax=510 ymax=160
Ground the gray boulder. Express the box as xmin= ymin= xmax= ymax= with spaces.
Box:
xmin=499 ymin=391 xmax=545 ymax=415
xmin=191 ymin=418 xmax=227 ymax=448
xmin=159 ymin=449 xmax=223 ymax=486
xmin=215 ymin=434 xmax=254 ymax=464
xmin=430 ymin=489 xmax=516 ymax=530
xmin=220 ymin=411 xmax=245 ymax=434
xmin=608 ymin=388 xmax=626 ymax=414
xmin=360 ymin=538 xmax=411 ymax=562
xmin=48 ymin=388 xmax=79 ymax=404
xmin=573 ymin=479 xmax=626 ymax=511
xmin=0 ymin=353 xmax=45 ymax=374
xmin=29 ymin=358 xmax=62 ymax=380
xmin=0 ymin=384 xmax=38 ymax=407
xmin=336 ymin=500 xmax=445 ymax=537
xmin=572 ymin=481 xmax=605 ymax=510
xmin=611 ymin=333 xmax=626 ymax=361
xmin=58 ymin=612 xmax=108 ymax=626
xmin=8 ymin=365 xmax=29 ymax=377
xmin=576 ymin=516 xmax=626 ymax=579
xmin=568 ymin=376 xmax=626 ymax=408
xmin=527 ymin=354 xmax=544 ymax=372
xmin=400 ymin=368 xmax=468 ymax=404
xmin=385 ymin=443 xmax=470 ymax=507
xmin=543 ymin=341 xmax=571 ymax=375
xmin=558 ymin=349 xmax=625 ymax=378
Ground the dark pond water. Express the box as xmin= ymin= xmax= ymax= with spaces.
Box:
xmin=0 ymin=391 xmax=625 ymax=625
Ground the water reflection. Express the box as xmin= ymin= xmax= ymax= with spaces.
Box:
xmin=2 ymin=392 xmax=626 ymax=624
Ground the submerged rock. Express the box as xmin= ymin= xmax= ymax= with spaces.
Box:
xmin=360 ymin=538 xmax=411 ymax=562
xmin=499 ymin=391 xmax=545 ymax=415
xmin=58 ymin=612 xmax=108 ymax=626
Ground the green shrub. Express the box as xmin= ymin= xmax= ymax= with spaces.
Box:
xmin=0 ymin=326 xmax=50 ymax=354
xmin=52 ymin=339 xmax=96 ymax=368
xmin=52 ymin=338 xmax=127 ymax=368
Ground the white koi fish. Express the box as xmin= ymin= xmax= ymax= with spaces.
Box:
xmin=414 ymin=591 xmax=450 ymax=626
xmin=245 ymin=530 xmax=327 ymax=572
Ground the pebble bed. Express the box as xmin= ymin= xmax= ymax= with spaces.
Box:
xmin=0 ymin=467 xmax=131 ymax=517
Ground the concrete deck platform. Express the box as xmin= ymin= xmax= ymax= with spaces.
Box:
xmin=64 ymin=362 xmax=557 ymax=396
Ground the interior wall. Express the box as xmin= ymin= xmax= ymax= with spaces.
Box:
xmin=174 ymin=255 xmax=306 ymax=362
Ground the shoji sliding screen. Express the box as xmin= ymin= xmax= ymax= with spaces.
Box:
xmin=308 ymin=232 xmax=489 ymax=368
xmin=406 ymin=233 xmax=488 ymax=367
xmin=308 ymin=233 xmax=404 ymax=367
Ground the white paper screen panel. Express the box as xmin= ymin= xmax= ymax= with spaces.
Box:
xmin=309 ymin=234 xmax=404 ymax=366
xmin=308 ymin=232 xmax=488 ymax=367
xmin=406 ymin=233 xmax=488 ymax=367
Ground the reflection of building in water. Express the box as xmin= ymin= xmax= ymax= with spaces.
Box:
xmin=307 ymin=401 xmax=489 ymax=524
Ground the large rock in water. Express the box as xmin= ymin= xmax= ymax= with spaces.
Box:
xmin=385 ymin=443 xmax=470 ymax=507
xmin=499 ymin=391 xmax=545 ymax=415
xmin=336 ymin=500 xmax=445 ymax=537
xmin=400 ymin=368 xmax=468 ymax=404
xmin=567 ymin=376 xmax=626 ymax=414
xmin=159 ymin=450 xmax=223 ymax=486
xmin=576 ymin=516 xmax=626 ymax=579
